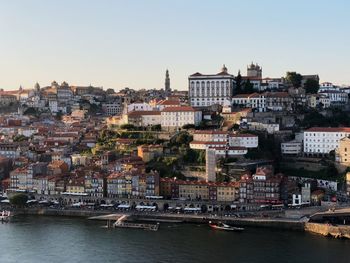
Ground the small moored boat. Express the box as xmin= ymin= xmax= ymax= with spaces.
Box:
xmin=209 ymin=221 xmax=244 ymax=232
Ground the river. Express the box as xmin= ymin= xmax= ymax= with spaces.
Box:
xmin=0 ymin=216 xmax=349 ymax=263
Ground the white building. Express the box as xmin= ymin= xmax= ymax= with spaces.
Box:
xmin=161 ymin=106 xmax=202 ymax=128
xmin=127 ymin=102 xmax=153 ymax=112
xmin=318 ymin=90 xmax=348 ymax=105
xmin=232 ymin=93 xmax=266 ymax=112
xmin=189 ymin=65 xmax=235 ymax=107
xmin=228 ymin=134 xmax=259 ymax=148
xmin=193 ymin=130 xmax=228 ymax=142
xmin=304 ymin=127 xmax=350 ymax=155
xmin=281 ymin=140 xmax=302 ymax=155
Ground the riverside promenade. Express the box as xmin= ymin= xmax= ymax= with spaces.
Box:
xmin=13 ymin=207 xmax=306 ymax=231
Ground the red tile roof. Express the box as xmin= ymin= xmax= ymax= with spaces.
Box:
xmin=162 ymin=106 xmax=198 ymax=112
xmin=305 ymin=127 xmax=350 ymax=133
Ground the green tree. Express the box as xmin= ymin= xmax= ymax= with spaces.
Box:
xmin=243 ymin=79 xmax=254 ymax=93
xmin=304 ymin=78 xmax=319 ymax=94
xmin=9 ymin=193 xmax=28 ymax=207
xmin=120 ymin=124 xmax=136 ymax=130
xmin=182 ymin=124 xmax=196 ymax=130
xmin=286 ymin=72 xmax=302 ymax=88
xmin=235 ymin=70 xmax=242 ymax=94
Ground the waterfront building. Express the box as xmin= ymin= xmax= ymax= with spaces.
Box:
xmin=66 ymin=177 xmax=85 ymax=194
xmin=239 ymin=166 xmax=284 ymax=204
xmin=304 ymin=127 xmax=350 ymax=156
xmin=159 ymin=178 xmax=238 ymax=202
xmin=107 ymin=170 xmax=159 ymax=198
xmin=189 ymin=65 xmax=235 ymax=107
xmin=84 ymin=173 xmax=105 ymax=198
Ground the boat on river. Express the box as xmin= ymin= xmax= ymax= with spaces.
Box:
xmin=209 ymin=221 xmax=244 ymax=232
xmin=0 ymin=211 xmax=11 ymax=223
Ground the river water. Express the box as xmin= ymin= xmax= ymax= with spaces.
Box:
xmin=0 ymin=216 xmax=349 ymax=263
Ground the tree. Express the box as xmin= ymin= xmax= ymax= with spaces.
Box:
xmin=243 ymin=79 xmax=254 ymax=94
xmin=106 ymin=88 xmax=115 ymax=94
xmin=23 ymin=107 xmax=38 ymax=116
xmin=182 ymin=124 xmax=196 ymax=130
xmin=304 ymin=78 xmax=319 ymax=94
xmin=120 ymin=124 xmax=136 ymax=130
xmin=150 ymin=124 xmax=161 ymax=131
xmin=9 ymin=193 xmax=28 ymax=207
xmin=235 ymin=70 xmax=242 ymax=94
xmin=286 ymin=72 xmax=302 ymax=88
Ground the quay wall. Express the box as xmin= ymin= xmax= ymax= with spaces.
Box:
xmin=305 ymin=222 xmax=350 ymax=239
xmin=14 ymin=208 xmax=305 ymax=231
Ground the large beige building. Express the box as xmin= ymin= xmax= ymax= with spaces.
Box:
xmin=336 ymin=137 xmax=350 ymax=166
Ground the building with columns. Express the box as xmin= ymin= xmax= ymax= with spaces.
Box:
xmin=188 ymin=65 xmax=235 ymax=107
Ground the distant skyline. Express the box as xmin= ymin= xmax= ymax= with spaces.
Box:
xmin=0 ymin=0 xmax=349 ymax=91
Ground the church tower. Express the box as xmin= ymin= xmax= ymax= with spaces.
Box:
xmin=165 ymin=69 xmax=171 ymax=92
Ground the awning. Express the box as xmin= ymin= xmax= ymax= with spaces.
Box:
xmin=117 ymin=204 xmax=130 ymax=208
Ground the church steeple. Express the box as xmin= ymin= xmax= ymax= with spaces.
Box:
xmin=165 ymin=69 xmax=171 ymax=92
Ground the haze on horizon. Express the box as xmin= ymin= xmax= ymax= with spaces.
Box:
xmin=0 ymin=0 xmax=349 ymax=91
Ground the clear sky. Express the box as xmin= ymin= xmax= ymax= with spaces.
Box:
xmin=0 ymin=0 xmax=349 ymax=91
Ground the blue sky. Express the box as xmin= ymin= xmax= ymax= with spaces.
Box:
xmin=0 ymin=0 xmax=349 ymax=90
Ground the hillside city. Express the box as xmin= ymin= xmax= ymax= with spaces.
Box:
xmin=1 ymin=63 xmax=350 ymax=213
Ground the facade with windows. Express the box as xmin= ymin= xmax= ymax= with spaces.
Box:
xmin=188 ymin=65 xmax=235 ymax=107
xmin=161 ymin=106 xmax=202 ymax=128
xmin=304 ymin=127 xmax=350 ymax=155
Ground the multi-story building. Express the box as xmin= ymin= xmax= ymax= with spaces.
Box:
xmin=189 ymin=65 xmax=235 ymax=107
xmin=239 ymin=167 xmax=284 ymax=204
xmin=346 ymin=172 xmax=350 ymax=197
xmin=84 ymin=173 xmax=105 ymax=198
xmin=56 ymin=82 xmax=73 ymax=103
xmin=335 ymin=137 xmax=350 ymax=166
xmin=137 ymin=144 xmax=163 ymax=162
xmin=304 ymin=127 xmax=350 ymax=155
xmin=265 ymin=92 xmax=293 ymax=111
xmin=123 ymin=111 xmax=161 ymax=127
xmin=281 ymin=140 xmax=302 ymax=155
xmin=190 ymin=131 xmax=258 ymax=151
xmin=66 ymin=177 xmax=85 ymax=194
xmin=232 ymin=93 xmax=266 ymax=112
xmin=159 ymin=178 xmax=238 ymax=202
xmin=102 ymin=101 xmax=123 ymax=116
xmin=161 ymin=106 xmax=202 ymax=129
xmin=107 ymin=170 xmax=159 ymax=198
xmin=318 ymin=90 xmax=348 ymax=105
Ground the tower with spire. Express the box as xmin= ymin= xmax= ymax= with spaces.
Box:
xmin=165 ymin=69 xmax=171 ymax=93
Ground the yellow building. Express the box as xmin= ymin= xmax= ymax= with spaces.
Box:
xmin=137 ymin=144 xmax=163 ymax=162
xmin=179 ymin=182 xmax=209 ymax=200
xmin=336 ymin=137 xmax=350 ymax=166
xmin=216 ymin=183 xmax=237 ymax=202
xmin=66 ymin=178 xmax=85 ymax=194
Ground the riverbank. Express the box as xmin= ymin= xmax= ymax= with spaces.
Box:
xmin=305 ymin=222 xmax=350 ymax=239
xmin=12 ymin=207 xmax=305 ymax=231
